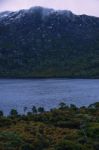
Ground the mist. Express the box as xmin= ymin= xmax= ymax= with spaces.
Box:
xmin=0 ymin=0 xmax=99 ymax=17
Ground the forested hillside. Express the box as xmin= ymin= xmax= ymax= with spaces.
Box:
xmin=0 ymin=7 xmax=99 ymax=78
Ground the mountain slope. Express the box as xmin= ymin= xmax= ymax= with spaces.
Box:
xmin=0 ymin=7 xmax=99 ymax=78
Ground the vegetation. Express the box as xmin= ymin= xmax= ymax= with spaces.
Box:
xmin=0 ymin=7 xmax=99 ymax=78
xmin=0 ymin=102 xmax=99 ymax=150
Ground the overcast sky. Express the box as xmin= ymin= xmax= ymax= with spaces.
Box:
xmin=0 ymin=0 xmax=99 ymax=17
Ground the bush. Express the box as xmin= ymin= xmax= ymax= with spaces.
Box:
xmin=56 ymin=120 xmax=80 ymax=129
xmin=87 ymin=125 xmax=99 ymax=139
xmin=0 ymin=131 xmax=23 ymax=150
xmin=21 ymin=143 xmax=34 ymax=150
xmin=55 ymin=140 xmax=84 ymax=150
xmin=0 ymin=117 xmax=12 ymax=127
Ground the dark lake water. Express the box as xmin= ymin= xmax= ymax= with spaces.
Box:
xmin=0 ymin=79 xmax=99 ymax=114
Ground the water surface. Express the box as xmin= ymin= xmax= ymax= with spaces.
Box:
xmin=0 ymin=79 xmax=99 ymax=114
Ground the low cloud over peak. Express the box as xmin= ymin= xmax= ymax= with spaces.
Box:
xmin=0 ymin=0 xmax=99 ymax=17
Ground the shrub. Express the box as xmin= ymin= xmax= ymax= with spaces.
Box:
xmin=21 ymin=143 xmax=34 ymax=150
xmin=55 ymin=140 xmax=84 ymax=150
xmin=0 ymin=131 xmax=23 ymax=150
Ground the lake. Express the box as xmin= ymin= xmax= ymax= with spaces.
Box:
xmin=0 ymin=79 xmax=99 ymax=114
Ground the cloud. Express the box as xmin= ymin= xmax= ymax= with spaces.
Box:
xmin=0 ymin=0 xmax=99 ymax=17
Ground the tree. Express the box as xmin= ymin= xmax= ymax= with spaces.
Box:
xmin=88 ymin=102 xmax=99 ymax=109
xmin=59 ymin=102 xmax=68 ymax=109
xmin=70 ymin=104 xmax=77 ymax=110
xmin=10 ymin=109 xmax=18 ymax=117
xmin=38 ymin=107 xmax=45 ymax=113
xmin=23 ymin=107 xmax=28 ymax=115
xmin=27 ymin=111 xmax=32 ymax=117
xmin=0 ymin=110 xmax=3 ymax=117
xmin=32 ymin=106 xmax=37 ymax=114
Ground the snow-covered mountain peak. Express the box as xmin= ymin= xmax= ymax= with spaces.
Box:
xmin=0 ymin=6 xmax=75 ymax=22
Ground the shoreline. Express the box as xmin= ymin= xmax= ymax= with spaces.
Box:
xmin=0 ymin=76 xmax=99 ymax=80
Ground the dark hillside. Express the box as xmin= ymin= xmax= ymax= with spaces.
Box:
xmin=0 ymin=7 xmax=99 ymax=78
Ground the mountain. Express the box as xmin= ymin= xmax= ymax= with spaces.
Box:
xmin=0 ymin=6 xmax=99 ymax=78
